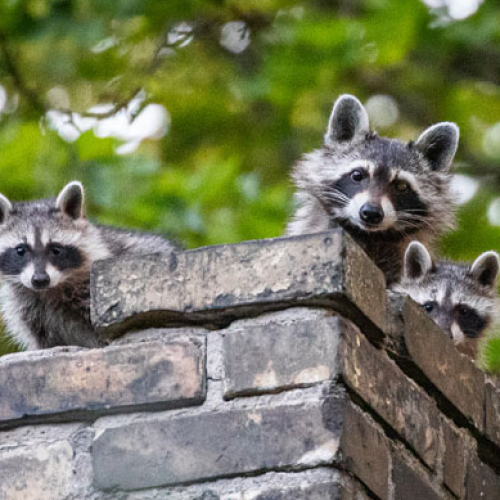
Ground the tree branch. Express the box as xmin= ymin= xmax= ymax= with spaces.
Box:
xmin=0 ymin=11 xmax=274 ymax=122
xmin=56 ymin=87 xmax=144 ymax=120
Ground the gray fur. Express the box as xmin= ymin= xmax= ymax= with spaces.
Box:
xmin=470 ymin=251 xmax=500 ymax=287
xmin=394 ymin=242 xmax=500 ymax=354
xmin=55 ymin=180 xmax=85 ymax=219
xmin=415 ymin=122 xmax=459 ymax=172
xmin=0 ymin=182 xmax=177 ymax=350
xmin=403 ymin=241 xmax=433 ymax=280
xmin=325 ymin=94 xmax=369 ymax=144
xmin=0 ymin=193 xmax=12 ymax=224
xmin=287 ymin=94 xmax=459 ymax=284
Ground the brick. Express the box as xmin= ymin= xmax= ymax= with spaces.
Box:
xmin=91 ymin=229 xmax=386 ymax=341
xmin=113 ymin=326 xmax=209 ymax=345
xmin=0 ymin=422 xmax=81 ymax=449
xmin=244 ymin=482 xmax=340 ymax=500
xmin=386 ymin=291 xmax=409 ymax=357
xmin=241 ymin=469 xmax=346 ymax=500
xmin=0 ymin=425 xmax=80 ymax=500
xmin=485 ymin=379 xmax=500 ymax=450
xmin=245 ymin=470 xmax=361 ymax=500
xmin=223 ymin=308 xmax=340 ymax=398
xmin=0 ymin=442 xmax=74 ymax=500
xmin=92 ymin=394 xmax=345 ymax=491
xmin=120 ymin=469 xmax=346 ymax=500
xmin=465 ymin=455 xmax=500 ymax=500
xmin=395 ymin=297 xmax=486 ymax=431
xmin=392 ymin=457 xmax=441 ymax=500
xmin=341 ymin=402 xmax=390 ymax=500
xmin=442 ymin=419 xmax=467 ymax=498
xmin=340 ymin=481 xmax=373 ymax=500
xmin=0 ymin=334 xmax=205 ymax=426
xmin=340 ymin=321 xmax=440 ymax=469
xmin=193 ymin=478 xmax=341 ymax=500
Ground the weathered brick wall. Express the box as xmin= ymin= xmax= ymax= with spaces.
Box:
xmin=1 ymin=230 xmax=499 ymax=499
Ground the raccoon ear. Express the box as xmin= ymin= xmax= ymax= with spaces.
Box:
xmin=404 ymin=241 xmax=433 ymax=281
xmin=0 ymin=193 xmax=12 ymax=225
xmin=415 ymin=122 xmax=459 ymax=173
xmin=56 ymin=181 xmax=85 ymax=220
xmin=469 ymin=251 xmax=500 ymax=288
xmin=325 ymin=94 xmax=369 ymax=145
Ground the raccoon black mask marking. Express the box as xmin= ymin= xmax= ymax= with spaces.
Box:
xmin=393 ymin=241 xmax=500 ymax=355
xmin=0 ymin=239 xmax=83 ymax=289
xmin=0 ymin=181 xmax=176 ymax=350
xmin=287 ymin=94 xmax=459 ymax=284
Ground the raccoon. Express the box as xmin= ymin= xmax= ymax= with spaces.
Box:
xmin=286 ymin=94 xmax=459 ymax=284
xmin=393 ymin=241 xmax=500 ymax=356
xmin=0 ymin=181 xmax=176 ymax=350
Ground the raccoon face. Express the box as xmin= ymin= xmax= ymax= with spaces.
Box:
xmin=0 ymin=239 xmax=83 ymax=291
xmin=0 ymin=182 xmax=101 ymax=292
xmin=294 ymin=94 xmax=459 ymax=236
xmin=395 ymin=242 xmax=500 ymax=343
xmin=325 ymin=158 xmax=428 ymax=233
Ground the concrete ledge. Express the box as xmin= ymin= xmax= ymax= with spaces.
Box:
xmin=90 ymin=230 xmax=387 ymax=342
xmin=0 ymin=333 xmax=206 ymax=427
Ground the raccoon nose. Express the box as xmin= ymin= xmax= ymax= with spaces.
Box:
xmin=31 ymin=272 xmax=50 ymax=289
xmin=360 ymin=203 xmax=384 ymax=225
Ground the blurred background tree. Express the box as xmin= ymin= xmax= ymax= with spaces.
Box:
xmin=1 ymin=0 xmax=500 ymax=367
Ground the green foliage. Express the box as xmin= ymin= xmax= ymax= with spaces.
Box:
xmin=479 ymin=334 xmax=500 ymax=373
xmin=440 ymin=192 xmax=500 ymax=261
xmin=1 ymin=0 xmax=500 ymax=368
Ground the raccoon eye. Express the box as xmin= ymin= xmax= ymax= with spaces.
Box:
xmin=396 ymin=180 xmax=409 ymax=192
xmin=423 ymin=301 xmax=435 ymax=313
xmin=49 ymin=244 xmax=64 ymax=257
xmin=458 ymin=305 xmax=470 ymax=316
xmin=350 ymin=169 xmax=366 ymax=182
xmin=15 ymin=244 xmax=28 ymax=257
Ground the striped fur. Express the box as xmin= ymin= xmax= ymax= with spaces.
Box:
xmin=393 ymin=242 xmax=500 ymax=357
xmin=287 ymin=94 xmax=459 ymax=284
xmin=0 ymin=181 xmax=177 ymax=350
